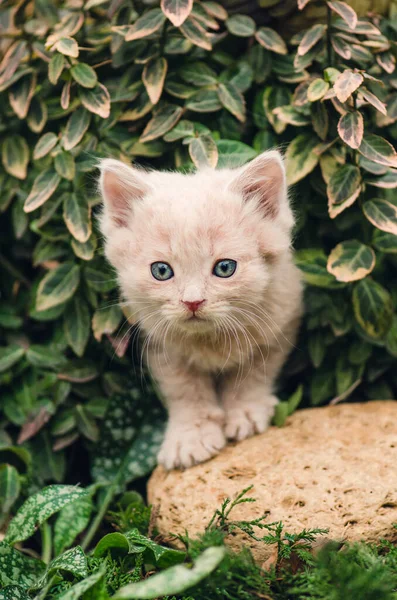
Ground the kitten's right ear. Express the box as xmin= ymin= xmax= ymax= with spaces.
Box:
xmin=99 ymin=159 xmax=150 ymax=227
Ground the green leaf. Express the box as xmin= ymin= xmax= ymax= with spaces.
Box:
xmin=0 ymin=585 xmax=30 ymax=599
xmin=386 ymin=315 xmax=397 ymax=357
xmin=297 ymin=24 xmax=327 ymax=56
xmin=2 ymin=136 xmax=29 ymax=180
xmin=54 ymin=494 xmax=94 ymax=555
xmin=216 ymin=139 xmax=257 ymax=168
xmin=71 ymin=63 xmax=98 ymax=88
xmin=24 ymin=169 xmax=61 ymax=213
xmin=285 ymin=134 xmax=319 ymax=185
xmin=5 ymin=485 xmax=89 ymax=544
xmin=92 ymin=304 xmax=123 ymax=342
xmin=32 ymin=546 xmax=88 ymax=589
xmin=124 ymin=9 xmax=166 ymax=41
xmin=124 ymin=528 xmax=186 ymax=568
xmin=63 ymin=193 xmax=92 ymax=242
xmin=80 ymin=83 xmax=111 ymax=118
xmin=26 ymin=344 xmax=66 ymax=368
xmin=64 ymin=298 xmax=91 ymax=357
xmin=327 ymin=1 xmax=357 ymax=29
xmin=373 ymin=229 xmax=397 ymax=253
xmin=327 ymin=164 xmax=361 ymax=219
xmin=55 ymin=151 xmax=75 ymax=181
xmin=307 ymin=78 xmax=329 ymax=102
xmin=94 ymin=532 xmax=130 ymax=558
xmin=255 ymin=27 xmax=287 ymax=55
xmin=180 ymin=16 xmax=212 ymax=51
xmin=161 ymin=0 xmax=193 ymax=27
xmin=352 ymin=279 xmax=393 ymax=340
xmin=179 ymin=62 xmax=217 ymax=86
xmin=33 ymin=132 xmax=58 ymax=160
xmin=36 ymin=263 xmax=80 ymax=312
xmin=55 ymin=563 xmax=106 ymax=600
xmin=273 ymin=402 xmax=289 ymax=427
xmin=114 ymin=546 xmax=225 ymax=599
xmin=53 ymin=36 xmax=79 ymax=58
xmin=140 ymin=104 xmax=183 ymax=142
xmin=142 ymin=57 xmax=168 ymax=105
xmin=358 ymin=134 xmax=397 ymax=168
xmin=226 ymin=15 xmax=255 ymax=37
xmin=363 ymin=199 xmax=397 ymax=235
xmin=217 ymin=82 xmax=246 ymax=122
xmin=186 ymin=89 xmax=222 ymax=112
xmin=337 ymin=110 xmax=363 ymax=149
xmin=72 ymin=236 xmax=97 ymax=261
xmin=311 ymin=102 xmax=329 ymax=140
xmin=48 ymin=53 xmax=65 ymax=84
xmin=84 ymin=266 xmax=116 ymax=293
xmin=0 ymin=542 xmax=45 ymax=587
xmin=0 ymin=464 xmax=20 ymax=519
xmin=163 ymin=119 xmax=195 ymax=141
xmin=27 ymin=97 xmax=47 ymax=133
xmin=62 ymin=107 xmax=91 ymax=151
xmin=0 ymin=345 xmax=25 ymax=373
xmin=189 ymin=135 xmax=218 ymax=168
xmin=295 ymin=249 xmax=345 ymax=289
xmin=366 ymin=169 xmax=397 ymax=189
xmin=9 ymin=72 xmax=35 ymax=119
xmin=327 ymin=240 xmax=375 ymax=282
xmin=58 ymin=360 xmax=99 ymax=383
xmin=310 ymin=369 xmax=335 ymax=405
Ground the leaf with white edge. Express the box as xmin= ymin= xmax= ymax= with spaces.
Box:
xmin=36 ymin=263 xmax=80 ymax=312
xmin=217 ymin=82 xmax=245 ymax=122
xmin=226 ymin=15 xmax=255 ymax=37
xmin=71 ymin=63 xmax=97 ymax=89
xmin=80 ymin=83 xmax=110 ymax=119
xmin=216 ymin=140 xmax=257 ymax=168
xmin=307 ymin=78 xmax=329 ymax=102
xmin=62 ymin=107 xmax=91 ymax=151
xmin=0 ymin=585 xmax=30 ymax=600
xmin=33 ymin=132 xmax=58 ymax=160
xmin=27 ymin=97 xmax=47 ymax=134
xmin=189 ymin=135 xmax=218 ymax=168
xmin=180 ymin=16 xmax=211 ymax=51
xmin=285 ymin=134 xmax=319 ymax=185
xmin=366 ymin=169 xmax=397 ymax=189
xmin=48 ymin=53 xmax=65 ymax=85
xmin=255 ymin=27 xmax=287 ymax=55
xmin=327 ymin=164 xmax=361 ymax=218
xmin=72 ymin=236 xmax=97 ymax=261
xmin=327 ymin=1 xmax=357 ymax=29
xmin=359 ymin=88 xmax=387 ymax=116
xmin=334 ymin=69 xmax=363 ymax=103
xmin=373 ymin=229 xmax=397 ymax=253
xmin=4 ymin=485 xmax=89 ymax=544
xmin=297 ymin=24 xmax=327 ymax=56
xmin=202 ymin=1 xmax=227 ymax=20
xmin=142 ymin=57 xmax=168 ymax=105
xmin=185 ymin=89 xmax=222 ymax=112
xmin=2 ymin=136 xmax=29 ymax=180
xmin=0 ymin=41 xmax=28 ymax=88
xmin=63 ymin=193 xmax=91 ymax=242
xmin=56 ymin=563 xmax=107 ymax=600
xmin=163 ymin=119 xmax=195 ymax=141
xmin=161 ymin=0 xmax=193 ymax=27
xmin=0 ymin=542 xmax=45 ymax=587
xmin=0 ymin=345 xmax=25 ymax=373
xmin=331 ymin=34 xmax=351 ymax=60
xmin=179 ymin=62 xmax=217 ymax=86
xmin=274 ymin=106 xmax=310 ymax=126
xmin=337 ymin=110 xmax=363 ymax=149
xmin=24 ymin=169 xmax=61 ymax=213
xmin=55 ymin=151 xmax=75 ymax=181
xmin=352 ymin=279 xmax=393 ymax=340
xmin=32 ymin=547 xmax=88 ymax=589
xmin=64 ymin=297 xmax=91 ymax=357
xmin=124 ymin=529 xmax=186 ymax=568
xmin=0 ymin=464 xmax=20 ymax=518
xmin=9 ymin=73 xmax=36 ymax=119
xmin=140 ymin=105 xmax=183 ymax=142
xmin=92 ymin=390 xmax=166 ymax=486
xmin=125 ymin=9 xmax=166 ymax=41
xmin=115 ymin=547 xmax=226 ymax=599
xmin=92 ymin=305 xmax=123 ymax=342
xmin=358 ymin=134 xmax=397 ymax=168
xmin=53 ymin=37 xmax=79 ymax=58
xmin=363 ymin=199 xmax=397 ymax=235
xmin=327 ymin=240 xmax=375 ymax=282
xmin=295 ymin=249 xmax=345 ymax=289
xmin=377 ymin=51 xmax=396 ymax=75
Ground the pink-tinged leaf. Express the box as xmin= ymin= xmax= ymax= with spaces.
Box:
xmin=366 ymin=169 xmax=397 ymax=189
xmin=61 ymin=80 xmax=71 ymax=110
xmin=333 ymin=19 xmax=381 ymax=35
xmin=333 ymin=69 xmax=363 ymax=103
xmin=180 ymin=16 xmax=212 ymax=50
xmin=107 ymin=332 xmax=131 ymax=359
xmin=255 ymin=27 xmax=287 ymax=55
xmin=298 ymin=0 xmax=311 ymax=8
xmin=327 ymin=1 xmax=357 ymax=30
xmin=331 ymin=34 xmax=351 ymax=60
xmin=377 ymin=51 xmax=396 ymax=75
xmin=297 ymin=24 xmax=327 ymax=56
xmin=292 ymin=79 xmax=312 ymax=106
xmin=359 ymin=88 xmax=387 ymax=116
xmin=79 ymin=83 xmax=111 ymax=119
xmin=161 ymin=0 xmax=193 ymax=27
xmin=142 ymin=57 xmax=168 ymax=105
xmin=327 ymin=164 xmax=361 ymax=219
xmin=330 ymin=96 xmax=348 ymax=115
xmin=17 ymin=407 xmax=51 ymax=444
xmin=358 ymin=134 xmax=397 ymax=168
xmin=0 ymin=41 xmax=28 ymax=88
xmin=337 ymin=110 xmax=363 ymax=149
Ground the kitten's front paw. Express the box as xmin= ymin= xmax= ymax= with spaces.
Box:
xmin=225 ymin=396 xmax=278 ymax=442
xmin=157 ymin=418 xmax=226 ymax=470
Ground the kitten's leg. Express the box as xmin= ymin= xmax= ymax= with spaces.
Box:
xmin=221 ymin=347 xmax=285 ymax=441
xmin=149 ymin=354 xmax=225 ymax=470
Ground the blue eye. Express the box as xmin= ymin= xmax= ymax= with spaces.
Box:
xmin=213 ymin=259 xmax=237 ymax=278
xmin=151 ymin=262 xmax=174 ymax=281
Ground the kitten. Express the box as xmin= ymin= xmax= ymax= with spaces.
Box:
xmin=98 ymin=151 xmax=303 ymax=470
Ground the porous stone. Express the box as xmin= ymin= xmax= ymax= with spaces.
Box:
xmin=148 ymin=401 xmax=397 ymax=562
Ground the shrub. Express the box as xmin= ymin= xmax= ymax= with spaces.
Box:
xmin=0 ymin=0 xmax=397 ymax=524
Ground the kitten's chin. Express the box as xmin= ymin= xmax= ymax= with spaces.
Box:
xmin=176 ymin=315 xmax=215 ymax=335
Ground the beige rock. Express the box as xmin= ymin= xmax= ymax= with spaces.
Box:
xmin=148 ymin=401 xmax=397 ymax=562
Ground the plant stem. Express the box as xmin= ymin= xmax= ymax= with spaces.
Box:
xmin=81 ymin=483 xmax=116 ymax=551
xmin=41 ymin=522 xmax=52 ymax=564
xmin=326 ymin=4 xmax=333 ymax=67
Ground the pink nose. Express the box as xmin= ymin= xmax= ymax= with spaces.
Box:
xmin=183 ymin=300 xmax=205 ymax=313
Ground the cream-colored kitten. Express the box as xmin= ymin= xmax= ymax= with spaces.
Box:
xmin=98 ymin=151 xmax=303 ymax=470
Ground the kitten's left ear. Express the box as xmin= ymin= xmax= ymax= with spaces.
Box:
xmin=229 ymin=150 xmax=287 ymax=220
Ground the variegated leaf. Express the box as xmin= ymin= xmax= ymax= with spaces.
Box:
xmin=327 ymin=1 xmax=357 ymax=30
xmin=334 ymin=69 xmax=363 ymax=103
xmin=53 ymin=36 xmax=79 ymax=58
xmin=337 ymin=110 xmax=363 ymax=149
xmin=352 ymin=279 xmax=393 ymax=340
xmin=217 ymin=82 xmax=246 ymax=122
xmin=125 ymin=9 xmax=166 ymax=41
xmin=80 ymin=83 xmax=111 ymax=118
xmin=189 ymin=134 xmax=218 ymax=168
xmin=70 ymin=62 xmax=98 ymax=89
xmin=363 ymin=199 xmax=397 ymax=235
xmin=161 ymin=0 xmax=193 ymax=27
xmin=140 ymin=104 xmax=183 ymax=142
xmin=327 ymin=164 xmax=361 ymax=218
xmin=33 ymin=132 xmax=58 ymax=160
xmin=180 ymin=16 xmax=212 ymax=51
xmin=327 ymin=240 xmax=375 ymax=282
xmin=255 ymin=27 xmax=287 ymax=55
xmin=24 ymin=170 xmax=61 ymax=213
xmin=63 ymin=193 xmax=92 ymax=242
xmin=36 ymin=263 xmax=80 ymax=312
xmin=142 ymin=57 xmax=168 ymax=105
xmin=297 ymin=24 xmax=327 ymax=56
xmin=2 ymin=136 xmax=29 ymax=180
xmin=285 ymin=134 xmax=319 ymax=185
xmin=358 ymin=134 xmax=397 ymax=168
xmin=62 ymin=107 xmax=91 ymax=151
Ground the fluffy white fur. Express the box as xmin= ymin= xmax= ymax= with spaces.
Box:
xmin=99 ymin=151 xmax=303 ymax=470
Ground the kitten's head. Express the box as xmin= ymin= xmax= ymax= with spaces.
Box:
xmin=98 ymin=151 xmax=294 ymax=336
